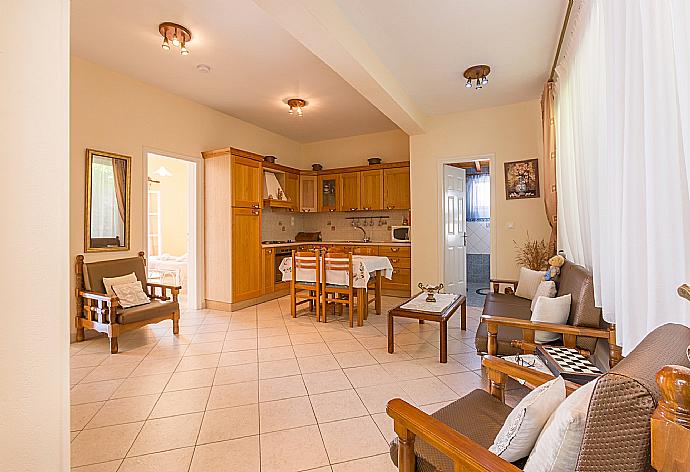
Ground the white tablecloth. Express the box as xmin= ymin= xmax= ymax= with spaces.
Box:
xmin=279 ymin=255 xmax=393 ymax=289
xmin=400 ymin=293 xmax=459 ymax=312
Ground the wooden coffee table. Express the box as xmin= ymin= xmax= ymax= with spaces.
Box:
xmin=387 ymin=293 xmax=467 ymax=363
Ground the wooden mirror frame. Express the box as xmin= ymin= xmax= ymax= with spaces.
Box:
xmin=84 ymin=148 xmax=132 ymax=252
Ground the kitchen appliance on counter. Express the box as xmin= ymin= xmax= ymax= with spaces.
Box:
xmin=295 ymin=232 xmax=322 ymax=242
xmin=391 ymin=226 xmax=411 ymax=242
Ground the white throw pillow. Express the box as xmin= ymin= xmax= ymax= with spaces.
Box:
xmin=489 ymin=376 xmax=566 ymax=462
xmin=102 ymin=272 xmax=138 ymax=297
xmin=531 ymin=281 xmax=557 ymax=311
xmin=515 ymin=268 xmax=547 ymax=300
xmin=531 ymin=294 xmax=572 ymax=343
xmin=112 ymin=281 xmax=151 ymax=308
xmin=524 ymin=379 xmax=597 ymax=472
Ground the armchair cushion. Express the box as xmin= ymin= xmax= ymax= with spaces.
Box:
xmin=515 ymin=268 xmax=547 ymax=300
xmin=530 ymin=294 xmax=571 ymax=344
xmin=556 ymin=261 xmax=602 ymax=353
xmin=476 ymin=293 xmax=533 ymax=355
xmin=103 ymin=272 xmax=138 ymax=297
xmin=390 ymin=389 xmax=514 ymax=472
xmin=83 ymin=257 xmax=148 ymax=294
xmin=112 ymin=281 xmax=150 ymax=308
xmin=116 ymin=300 xmax=179 ymax=325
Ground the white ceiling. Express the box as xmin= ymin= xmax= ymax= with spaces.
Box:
xmin=334 ymin=0 xmax=567 ymax=116
xmin=70 ymin=0 xmax=399 ymax=143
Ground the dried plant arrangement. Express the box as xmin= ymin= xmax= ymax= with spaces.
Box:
xmin=514 ymin=233 xmax=552 ymax=271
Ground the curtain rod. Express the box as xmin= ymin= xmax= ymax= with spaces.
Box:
xmin=549 ymin=0 xmax=574 ymax=82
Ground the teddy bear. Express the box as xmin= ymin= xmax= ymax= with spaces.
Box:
xmin=544 ymin=254 xmax=565 ymax=282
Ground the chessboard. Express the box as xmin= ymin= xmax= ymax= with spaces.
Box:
xmin=537 ymin=346 xmax=603 ymax=385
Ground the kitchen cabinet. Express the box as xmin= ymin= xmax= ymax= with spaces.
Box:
xmin=318 ymin=175 xmax=340 ymax=212
xmin=232 ymin=155 xmax=262 ymax=209
xmin=383 ymin=167 xmax=410 ymax=210
xmin=360 ymin=170 xmax=383 ymax=210
xmin=300 ymin=175 xmax=318 ymax=213
xmin=353 ymin=246 xmax=378 ymax=256
xmin=262 ymin=248 xmax=275 ymax=295
xmin=283 ymin=172 xmax=300 ymax=211
xmin=339 ymin=172 xmax=361 ymax=211
xmin=232 ymin=207 xmax=262 ymax=302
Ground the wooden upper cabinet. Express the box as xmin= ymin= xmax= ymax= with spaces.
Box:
xmin=383 ymin=167 xmax=410 ymax=210
xmin=318 ymin=174 xmax=340 ymax=212
xmin=300 ymin=175 xmax=318 ymax=212
xmin=232 ymin=207 xmax=262 ymax=301
xmin=283 ymin=172 xmax=299 ymax=211
xmin=232 ymin=155 xmax=262 ymax=208
xmin=339 ymin=172 xmax=361 ymax=211
xmin=360 ymin=169 xmax=383 ymax=210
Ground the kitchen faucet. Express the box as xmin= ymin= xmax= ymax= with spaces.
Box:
xmin=352 ymin=222 xmax=370 ymax=242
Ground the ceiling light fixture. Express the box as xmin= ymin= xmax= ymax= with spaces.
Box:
xmin=159 ymin=22 xmax=192 ymax=56
xmin=463 ymin=65 xmax=491 ymax=90
xmin=287 ymin=98 xmax=307 ymax=117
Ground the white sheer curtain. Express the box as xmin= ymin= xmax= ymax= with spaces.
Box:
xmin=556 ymin=0 xmax=690 ymax=354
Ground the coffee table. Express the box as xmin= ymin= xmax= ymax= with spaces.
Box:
xmin=387 ymin=293 xmax=467 ymax=363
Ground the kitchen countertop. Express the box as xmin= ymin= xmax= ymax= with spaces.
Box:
xmin=261 ymin=241 xmax=411 ymax=249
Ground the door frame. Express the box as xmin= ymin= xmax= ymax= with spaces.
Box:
xmin=142 ymin=147 xmax=205 ymax=310
xmin=436 ymin=154 xmax=496 ymax=285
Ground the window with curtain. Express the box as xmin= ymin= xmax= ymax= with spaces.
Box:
xmin=466 ymin=173 xmax=490 ymax=221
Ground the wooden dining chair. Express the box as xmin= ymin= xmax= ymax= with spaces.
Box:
xmin=321 ymin=252 xmax=356 ymax=326
xmin=290 ymin=250 xmax=321 ymax=322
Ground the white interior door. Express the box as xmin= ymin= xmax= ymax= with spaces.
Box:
xmin=443 ymin=165 xmax=467 ymax=296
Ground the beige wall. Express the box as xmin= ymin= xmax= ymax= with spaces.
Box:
xmin=300 ymin=129 xmax=410 ymax=168
xmin=147 ymin=155 xmax=190 ymax=256
xmin=70 ymin=57 xmax=302 ymax=331
xmin=410 ymin=100 xmax=550 ymax=286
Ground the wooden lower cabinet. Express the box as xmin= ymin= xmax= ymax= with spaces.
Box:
xmin=353 ymin=246 xmax=378 ymax=256
xmin=262 ymin=248 xmax=275 ymax=295
xmin=379 ymin=245 xmax=411 ymax=296
xmin=232 ymin=208 xmax=262 ymax=302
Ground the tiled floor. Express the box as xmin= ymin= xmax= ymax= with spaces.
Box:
xmin=70 ymin=296 xmax=527 ymax=471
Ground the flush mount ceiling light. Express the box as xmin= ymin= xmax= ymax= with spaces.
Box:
xmin=463 ymin=65 xmax=490 ymax=90
xmin=286 ymin=98 xmax=307 ymax=117
xmin=159 ymin=22 xmax=192 ymax=55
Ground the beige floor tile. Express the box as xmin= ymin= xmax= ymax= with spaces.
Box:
xmin=418 ymin=400 xmax=454 ymax=414
xmin=86 ymin=394 xmax=159 ymax=429
xmin=150 ymin=387 xmax=210 ymax=418
xmin=355 ymin=383 xmax=414 ymax=414
xmin=259 ymin=396 xmax=316 ymax=433
xmin=71 ymin=459 xmax=122 ymax=472
xmin=258 ymin=358 xmax=300 ymax=379
xmin=289 ymin=333 xmax=324 ymax=345
xmin=71 ymin=422 xmax=143 ymax=467
xmin=259 ymin=375 xmax=307 ymax=402
xmin=399 ymin=377 xmax=458 ymax=405
xmin=450 ymin=352 xmax=483 ymax=370
xmin=292 ymin=342 xmax=331 ymax=358
xmin=367 ymin=348 xmax=413 ymax=364
xmin=219 ymin=349 xmax=258 ymax=366
xmin=184 ymin=341 xmax=223 ymax=356
xmin=310 ymin=389 xmax=368 ymax=423
xmin=257 ymin=327 xmax=288 ymax=338
xmin=214 ymin=363 xmax=259 ymax=385
xmin=190 ymin=436 xmax=260 ymax=472
xmin=197 ymin=404 xmax=259 ymax=444
xmin=260 ymin=425 xmax=329 ymax=472
xmin=128 ymin=412 xmax=203 ymax=457
xmin=71 ymin=402 xmax=104 ymax=431
xmin=119 ymin=447 xmax=194 ymax=472
xmin=413 ymin=358 xmax=469 ymax=376
xmin=437 ymin=371 xmax=486 ymax=397
xmin=319 ymin=416 xmax=389 ymax=463
xmin=71 ymin=354 xmax=108 ymax=369
xmin=401 ymin=343 xmax=441 ymax=359
xmin=165 ymin=368 xmax=215 ymax=391
xmin=343 ymin=365 xmax=397 ymax=388
xmin=297 ymin=354 xmax=341 ymax=374
xmin=176 ymin=353 xmax=220 ymax=372
xmin=327 ymin=339 xmax=364 ymax=353
xmin=331 ymin=453 xmax=396 ymax=472
xmin=258 ymin=335 xmax=291 ymax=348
xmin=146 ymin=344 xmax=188 ymax=359
xmin=223 ymin=337 xmax=258 ymax=352
xmin=225 ymin=329 xmax=258 ymax=340
xmin=111 ymin=373 xmax=171 ymax=399
xmin=207 ymin=381 xmax=258 ymax=410
xmin=334 ymin=350 xmax=378 ymax=368
xmin=131 ymin=357 xmax=180 ymax=377
xmin=303 ymin=370 xmax=352 ymax=395
xmin=371 ymin=412 xmax=396 ymax=442
xmin=71 ymin=379 xmax=124 ymax=405
xmin=319 ymin=330 xmax=355 ymax=342
xmin=380 ymin=360 xmax=434 ymax=381
xmin=191 ymin=331 xmax=226 ymax=343
xmin=71 ymin=367 xmax=96 ymax=385
xmin=257 ymin=345 xmax=295 ymax=362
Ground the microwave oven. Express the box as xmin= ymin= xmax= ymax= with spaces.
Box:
xmin=391 ymin=226 xmax=410 ymax=242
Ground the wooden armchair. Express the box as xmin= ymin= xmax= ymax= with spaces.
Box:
xmin=75 ymin=251 xmax=181 ymax=353
xmin=388 ymin=323 xmax=690 ymax=472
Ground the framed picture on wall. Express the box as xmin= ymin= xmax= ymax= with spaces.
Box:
xmin=504 ymin=158 xmax=540 ymax=200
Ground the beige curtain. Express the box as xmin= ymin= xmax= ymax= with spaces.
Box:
xmin=112 ymin=158 xmax=127 ymax=224
xmin=541 ymin=81 xmax=557 ymax=254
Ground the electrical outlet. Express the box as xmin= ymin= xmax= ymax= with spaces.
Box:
xmin=282 ymin=226 xmax=286 ymax=231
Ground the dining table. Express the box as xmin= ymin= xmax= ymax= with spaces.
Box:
xmin=278 ymin=254 xmax=394 ymax=326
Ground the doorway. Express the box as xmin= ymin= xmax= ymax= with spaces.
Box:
xmin=146 ymin=152 xmax=199 ymax=309
xmin=441 ymin=158 xmax=492 ymax=307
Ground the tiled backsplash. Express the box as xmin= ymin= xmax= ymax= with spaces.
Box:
xmin=261 ymin=208 xmax=410 ymax=242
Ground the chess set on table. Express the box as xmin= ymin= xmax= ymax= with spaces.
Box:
xmin=537 ymin=345 xmax=603 ymax=384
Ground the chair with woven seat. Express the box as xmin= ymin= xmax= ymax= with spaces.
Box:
xmin=321 ymin=251 xmax=356 ymax=326
xmin=290 ymin=249 xmax=321 ymax=322
xmin=387 ymin=322 xmax=690 ymax=471
xmin=75 ymin=251 xmax=181 ymax=354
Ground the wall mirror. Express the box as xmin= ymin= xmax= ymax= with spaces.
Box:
xmin=84 ymin=149 xmax=132 ymax=252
